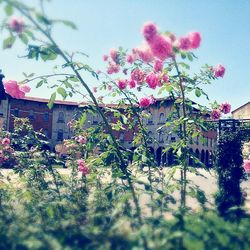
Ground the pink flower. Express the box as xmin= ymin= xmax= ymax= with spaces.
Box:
xmin=108 ymin=85 xmax=112 ymax=91
xmin=142 ymin=22 xmax=158 ymax=42
xmin=8 ymin=16 xmax=24 ymax=33
xmin=220 ymin=102 xmax=231 ymax=114
xmin=19 ymin=84 xmax=31 ymax=93
xmin=133 ymin=44 xmax=154 ymax=63
xmin=161 ymin=73 xmax=169 ymax=83
xmin=131 ymin=68 xmax=145 ymax=83
xmin=1 ymin=138 xmax=10 ymax=146
xmin=126 ymin=54 xmax=134 ymax=64
xmin=149 ymin=35 xmax=173 ymax=61
xmin=188 ymin=32 xmax=201 ymax=49
xmin=77 ymin=158 xmax=89 ymax=175
xmin=213 ymin=64 xmax=225 ymax=78
xmin=93 ymin=87 xmax=97 ymax=93
xmin=103 ymin=55 xmax=108 ymax=61
xmin=76 ymin=136 xmax=87 ymax=144
xmin=177 ymin=36 xmax=191 ymax=50
xmin=153 ymin=60 xmax=163 ymax=72
xmin=117 ymin=79 xmax=127 ymax=90
xmin=139 ymin=97 xmax=151 ymax=108
xmin=107 ymin=63 xmax=120 ymax=74
xmin=3 ymin=80 xmax=26 ymax=99
xmin=128 ymin=79 xmax=136 ymax=89
xmin=145 ymin=72 xmax=159 ymax=89
xmin=211 ymin=109 xmax=221 ymax=120
xmin=110 ymin=48 xmax=118 ymax=63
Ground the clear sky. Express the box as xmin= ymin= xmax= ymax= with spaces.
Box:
xmin=0 ymin=0 xmax=250 ymax=111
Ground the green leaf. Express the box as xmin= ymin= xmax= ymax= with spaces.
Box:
xmin=47 ymin=92 xmax=56 ymax=109
xmin=195 ymin=88 xmax=201 ymax=97
xmin=79 ymin=113 xmax=87 ymax=127
xmin=57 ymin=87 xmax=67 ymax=99
xmin=61 ymin=20 xmax=77 ymax=30
xmin=19 ymin=33 xmax=28 ymax=45
xmin=187 ymin=53 xmax=193 ymax=61
xmin=3 ymin=36 xmax=16 ymax=49
xmin=36 ymin=80 xmax=44 ymax=88
xmin=68 ymin=76 xmax=79 ymax=82
xmin=5 ymin=4 xmax=13 ymax=16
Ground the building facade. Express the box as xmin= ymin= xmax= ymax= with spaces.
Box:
xmin=232 ymin=102 xmax=250 ymax=119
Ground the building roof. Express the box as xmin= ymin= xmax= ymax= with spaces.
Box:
xmin=232 ymin=101 xmax=250 ymax=114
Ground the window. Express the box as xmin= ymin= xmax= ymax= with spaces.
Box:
xmin=28 ymin=110 xmax=35 ymax=120
xmin=158 ymin=131 xmax=164 ymax=143
xmin=43 ymin=112 xmax=49 ymax=122
xmin=57 ymin=129 xmax=64 ymax=141
xmin=159 ymin=113 xmax=165 ymax=124
xmin=171 ymin=136 xmax=176 ymax=142
xmin=58 ymin=112 xmax=65 ymax=123
xmin=119 ymin=132 xmax=125 ymax=142
xmin=147 ymin=112 xmax=153 ymax=125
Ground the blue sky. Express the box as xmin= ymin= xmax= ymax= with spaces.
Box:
xmin=0 ymin=0 xmax=250 ymax=111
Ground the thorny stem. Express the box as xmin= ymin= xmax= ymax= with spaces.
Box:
xmin=8 ymin=1 xmax=148 ymax=249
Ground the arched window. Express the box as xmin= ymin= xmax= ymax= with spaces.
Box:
xmin=147 ymin=111 xmax=153 ymax=125
xmin=196 ymin=135 xmax=199 ymax=145
xmin=57 ymin=129 xmax=64 ymax=141
xmin=158 ymin=131 xmax=164 ymax=143
xmin=58 ymin=112 xmax=65 ymax=123
xmin=28 ymin=110 xmax=35 ymax=120
xmin=159 ymin=113 xmax=165 ymax=124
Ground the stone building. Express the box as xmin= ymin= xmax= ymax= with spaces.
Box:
xmin=232 ymin=101 xmax=250 ymax=119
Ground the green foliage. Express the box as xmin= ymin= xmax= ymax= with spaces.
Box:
xmin=215 ymin=131 xmax=247 ymax=219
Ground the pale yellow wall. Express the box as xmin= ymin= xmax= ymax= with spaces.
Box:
xmin=232 ymin=103 xmax=250 ymax=119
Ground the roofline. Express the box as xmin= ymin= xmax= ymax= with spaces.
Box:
xmin=232 ymin=101 xmax=250 ymax=114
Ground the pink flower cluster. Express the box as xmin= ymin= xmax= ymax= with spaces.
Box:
xmin=213 ymin=64 xmax=225 ymax=78
xmin=211 ymin=102 xmax=231 ymax=120
xmin=8 ymin=16 xmax=24 ymax=33
xmin=174 ymin=32 xmax=201 ymax=51
xmin=3 ymin=80 xmax=30 ymax=99
xmin=2 ymin=137 xmax=10 ymax=146
xmin=139 ymin=95 xmax=156 ymax=108
xmin=77 ymin=158 xmax=89 ymax=175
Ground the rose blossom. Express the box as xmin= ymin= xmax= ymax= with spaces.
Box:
xmin=145 ymin=72 xmax=159 ymax=89
xmin=19 ymin=84 xmax=31 ymax=93
xmin=139 ymin=97 xmax=151 ymax=108
xmin=213 ymin=64 xmax=225 ymax=78
xmin=107 ymin=63 xmax=120 ymax=74
xmin=131 ymin=68 xmax=145 ymax=83
xmin=103 ymin=55 xmax=108 ymax=61
xmin=177 ymin=36 xmax=191 ymax=50
xmin=149 ymin=95 xmax=156 ymax=104
xmin=128 ymin=79 xmax=136 ymax=89
xmin=142 ymin=22 xmax=158 ymax=42
xmin=161 ymin=73 xmax=169 ymax=83
xmin=117 ymin=79 xmax=127 ymax=90
xmin=220 ymin=102 xmax=231 ymax=114
xmin=133 ymin=44 xmax=154 ymax=63
xmin=1 ymin=138 xmax=10 ymax=146
xmin=126 ymin=54 xmax=134 ymax=64
xmin=153 ymin=60 xmax=163 ymax=72
xmin=149 ymin=35 xmax=173 ymax=61
xmin=110 ymin=48 xmax=118 ymax=63
xmin=3 ymin=80 xmax=26 ymax=99
xmin=188 ymin=32 xmax=201 ymax=49
xmin=8 ymin=16 xmax=24 ymax=33
xmin=77 ymin=158 xmax=89 ymax=175
xmin=211 ymin=109 xmax=221 ymax=120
